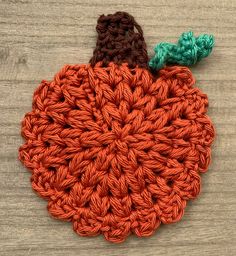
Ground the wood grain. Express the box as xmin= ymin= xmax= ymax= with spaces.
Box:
xmin=0 ymin=0 xmax=236 ymax=255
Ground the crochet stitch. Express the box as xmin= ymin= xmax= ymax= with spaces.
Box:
xmin=90 ymin=12 xmax=148 ymax=68
xmin=149 ymin=31 xmax=215 ymax=70
xmin=19 ymin=12 xmax=215 ymax=243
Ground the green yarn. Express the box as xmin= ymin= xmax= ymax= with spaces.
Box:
xmin=149 ymin=31 xmax=215 ymax=70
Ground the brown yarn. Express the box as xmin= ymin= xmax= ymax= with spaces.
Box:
xmin=90 ymin=12 xmax=149 ymax=68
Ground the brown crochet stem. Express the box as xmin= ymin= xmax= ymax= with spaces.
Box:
xmin=90 ymin=12 xmax=149 ymax=68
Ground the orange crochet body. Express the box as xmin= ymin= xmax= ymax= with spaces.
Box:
xmin=19 ymin=12 xmax=215 ymax=243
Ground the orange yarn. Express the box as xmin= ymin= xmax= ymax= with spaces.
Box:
xmin=19 ymin=62 xmax=215 ymax=242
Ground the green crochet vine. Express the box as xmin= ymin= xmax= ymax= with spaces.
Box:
xmin=149 ymin=31 xmax=215 ymax=70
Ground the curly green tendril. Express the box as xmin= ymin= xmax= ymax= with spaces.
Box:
xmin=149 ymin=31 xmax=215 ymax=70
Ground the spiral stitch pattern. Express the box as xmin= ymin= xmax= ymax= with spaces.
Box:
xmin=19 ymin=62 xmax=215 ymax=243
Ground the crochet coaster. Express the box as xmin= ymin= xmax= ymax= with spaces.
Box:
xmin=19 ymin=12 xmax=215 ymax=243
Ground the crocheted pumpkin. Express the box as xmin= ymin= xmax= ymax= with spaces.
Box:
xmin=19 ymin=12 xmax=215 ymax=243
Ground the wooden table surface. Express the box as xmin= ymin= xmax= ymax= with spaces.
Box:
xmin=0 ymin=0 xmax=235 ymax=255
